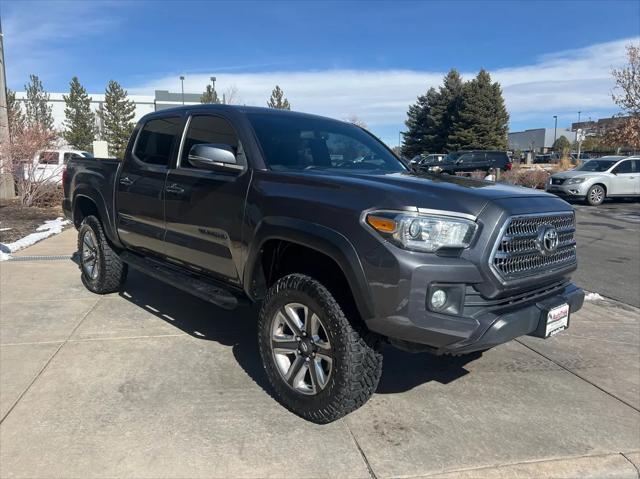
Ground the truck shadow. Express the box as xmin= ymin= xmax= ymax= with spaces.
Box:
xmin=118 ymin=269 xmax=475 ymax=395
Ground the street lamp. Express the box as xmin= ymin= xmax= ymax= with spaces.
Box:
xmin=577 ymin=111 xmax=581 ymax=124
xmin=179 ymin=76 xmax=185 ymax=105
xmin=553 ymin=115 xmax=558 ymax=148
xmin=210 ymin=76 xmax=216 ymax=91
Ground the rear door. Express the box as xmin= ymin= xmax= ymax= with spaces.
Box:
xmin=116 ymin=115 xmax=182 ymax=256
xmin=163 ymin=113 xmax=250 ymax=284
xmin=609 ymin=160 xmax=636 ymax=195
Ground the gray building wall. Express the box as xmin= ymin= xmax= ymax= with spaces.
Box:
xmin=508 ymin=128 xmax=576 ymax=152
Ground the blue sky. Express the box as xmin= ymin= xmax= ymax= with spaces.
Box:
xmin=3 ymin=0 xmax=640 ymax=146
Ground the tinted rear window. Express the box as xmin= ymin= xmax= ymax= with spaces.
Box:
xmin=134 ymin=117 xmax=182 ymax=166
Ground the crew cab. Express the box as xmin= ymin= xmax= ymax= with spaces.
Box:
xmin=63 ymin=105 xmax=584 ymax=423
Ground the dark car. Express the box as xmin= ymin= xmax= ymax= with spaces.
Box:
xmin=424 ymin=150 xmax=512 ymax=174
xmin=63 ymin=105 xmax=583 ymax=423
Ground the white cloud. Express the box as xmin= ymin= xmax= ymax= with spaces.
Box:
xmin=129 ymin=37 xmax=638 ymax=143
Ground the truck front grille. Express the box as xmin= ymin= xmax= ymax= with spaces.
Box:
xmin=491 ymin=212 xmax=576 ymax=281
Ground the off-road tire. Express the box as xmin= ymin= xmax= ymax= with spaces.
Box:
xmin=258 ymin=274 xmax=383 ymax=423
xmin=586 ymin=184 xmax=605 ymax=206
xmin=78 ymin=215 xmax=127 ymax=294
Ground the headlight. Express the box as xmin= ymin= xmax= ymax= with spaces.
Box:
xmin=566 ymin=177 xmax=586 ymax=184
xmin=365 ymin=211 xmax=477 ymax=252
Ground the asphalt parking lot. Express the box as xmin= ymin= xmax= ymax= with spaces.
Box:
xmin=1 ymin=207 xmax=639 ymax=478
xmin=572 ymin=200 xmax=640 ymax=307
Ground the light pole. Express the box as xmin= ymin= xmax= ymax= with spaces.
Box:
xmin=577 ymin=111 xmax=581 ymax=125
xmin=180 ymin=76 xmax=185 ymax=105
xmin=553 ymin=115 xmax=558 ymax=150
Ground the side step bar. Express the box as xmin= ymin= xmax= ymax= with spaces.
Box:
xmin=120 ymin=251 xmax=241 ymax=310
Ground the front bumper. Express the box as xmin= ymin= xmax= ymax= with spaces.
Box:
xmin=545 ymin=181 xmax=589 ymax=199
xmin=367 ymin=281 xmax=584 ymax=354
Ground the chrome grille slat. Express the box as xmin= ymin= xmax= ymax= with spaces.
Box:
xmin=491 ymin=212 xmax=576 ymax=281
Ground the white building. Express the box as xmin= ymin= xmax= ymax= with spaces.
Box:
xmin=508 ymin=128 xmax=576 ymax=153
xmin=15 ymin=89 xmax=202 ymax=137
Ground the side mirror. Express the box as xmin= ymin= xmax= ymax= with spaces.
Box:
xmin=187 ymin=143 xmax=242 ymax=171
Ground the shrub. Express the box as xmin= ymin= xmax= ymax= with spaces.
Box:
xmin=499 ymin=168 xmax=550 ymax=189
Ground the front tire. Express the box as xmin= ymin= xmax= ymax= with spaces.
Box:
xmin=258 ymin=274 xmax=382 ymax=423
xmin=586 ymin=184 xmax=605 ymax=206
xmin=78 ymin=216 xmax=127 ymax=294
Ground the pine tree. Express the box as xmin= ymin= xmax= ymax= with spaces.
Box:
xmin=429 ymin=69 xmax=464 ymax=152
xmin=447 ymin=69 xmax=509 ymax=150
xmin=63 ymin=77 xmax=97 ymax=151
xmin=402 ymin=87 xmax=437 ymax=157
xmin=267 ymin=85 xmax=291 ymax=110
xmin=200 ymin=84 xmax=220 ymax=104
xmin=24 ymin=74 xmax=54 ymax=131
xmin=97 ymin=80 xmax=136 ymax=158
xmin=6 ymin=88 xmax=25 ymax=137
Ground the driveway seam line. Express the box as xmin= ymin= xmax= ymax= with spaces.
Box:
xmin=0 ymin=297 xmax=101 ymax=425
xmin=621 ymin=452 xmax=640 ymax=478
xmin=516 ymin=339 xmax=640 ymax=413
xmin=342 ymin=418 xmax=377 ymax=479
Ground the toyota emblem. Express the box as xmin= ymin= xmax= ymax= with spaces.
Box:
xmin=536 ymin=225 xmax=559 ymax=255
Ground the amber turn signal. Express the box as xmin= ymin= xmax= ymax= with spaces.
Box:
xmin=366 ymin=215 xmax=397 ymax=233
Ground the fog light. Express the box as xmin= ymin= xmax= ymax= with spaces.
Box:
xmin=430 ymin=289 xmax=447 ymax=310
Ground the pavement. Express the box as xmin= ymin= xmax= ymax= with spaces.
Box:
xmin=1 ymin=215 xmax=639 ymax=478
xmin=572 ymin=200 xmax=640 ymax=307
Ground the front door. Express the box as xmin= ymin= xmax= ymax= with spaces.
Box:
xmin=163 ymin=114 xmax=250 ymax=285
xmin=610 ymin=160 xmax=636 ymax=195
xmin=116 ymin=115 xmax=182 ymax=256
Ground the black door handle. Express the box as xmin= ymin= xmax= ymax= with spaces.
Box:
xmin=119 ymin=176 xmax=134 ymax=186
xmin=165 ymin=183 xmax=185 ymax=195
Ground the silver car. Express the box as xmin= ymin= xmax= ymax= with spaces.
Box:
xmin=546 ymin=156 xmax=640 ymax=206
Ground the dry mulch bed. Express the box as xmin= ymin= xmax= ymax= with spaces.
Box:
xmin=0 ymin=200 xmax=65 ymax=244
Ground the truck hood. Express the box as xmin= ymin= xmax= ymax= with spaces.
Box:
xmin=289 ymin=170 xmax=556 ymax=218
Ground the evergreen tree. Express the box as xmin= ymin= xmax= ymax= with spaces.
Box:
xmin=402 ymin=87 xmax=438 ymax=157
xmin=24 ymin=74 xmax=54 ymax=131
xmin=267 ymin=85 xmax=291 ymax=110
xmin=97 ymin=80 xmax=136 ymax=158
xmin=427 ymin=69 xmax=464 ymax=152
xmin=200 ymin=84 xmax=220 ymax=104
xmin=552 ymin=136 xmax=571 ymax=154
xmin=6 ymin=88 xmax=25 ymax=137
xmin=63 ymin=77 xmax=97 ymax=151
xmin=447 ymin=69 xmax=509 ymax=150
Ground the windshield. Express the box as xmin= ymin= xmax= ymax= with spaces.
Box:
xmin=576 ymin=160 xmax=617 ymax=172
xmin=247 ymin=113 xmax=405 ymax=172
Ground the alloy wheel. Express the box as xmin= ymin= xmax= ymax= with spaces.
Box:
xmin=590 ymin=186 xmax=604 ymax=204
xmin=270 ymin=302 xmax=333 ymax=395
xmin=81 ymin=230 xmax=100 ymax=280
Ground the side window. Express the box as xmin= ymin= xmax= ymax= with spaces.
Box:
xmin=63 ymin=152 xmax=81 ymax=163
xmin=632 ymin=160 xmax=639 ymax=173
xmin=39 ymin=151 xmax=59 ymax=164
xmin=134 ymin=116 xmax=182 ymax=166
xmin=181 ymin=115 xmax=240 ymax=168
xmin=613 ymin=160 xmax=632 ymax=174
xmin=472 ymin=152 xmax=486 ymax=162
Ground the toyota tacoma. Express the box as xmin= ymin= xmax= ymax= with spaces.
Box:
xmin=63 ymin=105 xmax=584 ymax=423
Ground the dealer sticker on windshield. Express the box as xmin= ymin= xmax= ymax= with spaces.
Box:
xmin=546 ymin=303 xmax=569 ymax=337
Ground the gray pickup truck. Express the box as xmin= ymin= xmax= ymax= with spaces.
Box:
xmin=63 ymin=105 xmax=584 ymax=423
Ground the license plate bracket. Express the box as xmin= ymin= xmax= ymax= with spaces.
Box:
xmin=530 ymin=302 xmax=570 ymax=338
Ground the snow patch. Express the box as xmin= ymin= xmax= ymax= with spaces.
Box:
xmin=0 ymin=217 xmax=70 ymax=261
xmin=584 ymin=292 xmax=604 ymax=301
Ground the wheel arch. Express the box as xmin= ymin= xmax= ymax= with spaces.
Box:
xmin=244 ymin=217 xmax=374 ymax=321
xmin=72 ymin=188 xmax=121 ymax=247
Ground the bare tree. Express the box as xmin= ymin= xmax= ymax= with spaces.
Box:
xmin=223 ymin=85 xmax=241 ymax=105
xmin=345 ymin=114 xmax=368 ymax=129
xmin=0 ymin=125 xmax=62 ymax=206
xmin=605 ymin=44 xmax=640 ymax=151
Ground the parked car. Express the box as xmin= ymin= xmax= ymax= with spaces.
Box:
xmin=546 ymin=156 xmax=640 ymax=206
xmin=63 ymin=105 xmax=583 ymax=423
xmin=25 ymin=149 xmax=93 ymax=184
xmin=409 ymin=153 xmax=445 ymax=169
xmin=534 ymin=153 xmax=560 ymax=164
xmin=425 ymin=150 xmax=512 ymax=174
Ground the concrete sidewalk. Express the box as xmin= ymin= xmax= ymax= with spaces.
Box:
xmin=1 ymin=229 xmax=639 ymax=478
